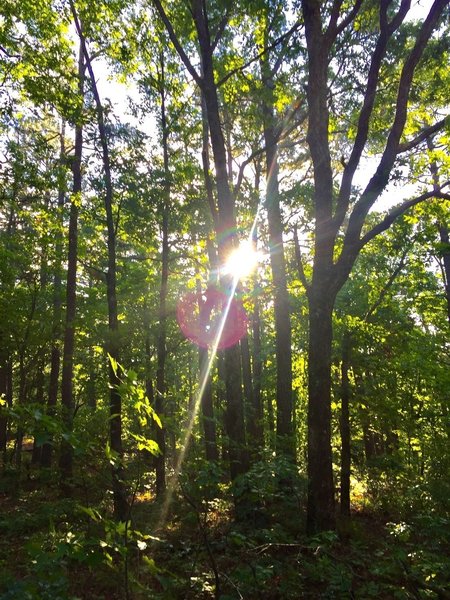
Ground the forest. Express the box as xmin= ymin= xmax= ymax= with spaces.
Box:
xmin=0 ymin=0 xmax=449 ymax=598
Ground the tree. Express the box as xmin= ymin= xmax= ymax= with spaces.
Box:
xmin=298 ymin=0 xmax=449 ymax=533
xmin=58 ymin=44 xmax=84 ymax=487
xmin=152 ymin=0 xmax=249 ymax=487
xmin=258 ymin=2 xmax=295 ymax=459
xmin=70 ymin=0 xmax=130 ymax=520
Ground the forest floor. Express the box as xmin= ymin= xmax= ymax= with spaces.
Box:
xmin=0 ymin=465 xmax=449 ymax=599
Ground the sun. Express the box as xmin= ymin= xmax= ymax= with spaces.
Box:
xmin=223 ymin=240 xmax=259 ymax=279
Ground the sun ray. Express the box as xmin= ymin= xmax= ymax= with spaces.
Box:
xmin=155 ymin=160 xmax=270 ymax=530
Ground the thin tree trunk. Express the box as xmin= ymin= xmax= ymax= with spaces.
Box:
xmin=249 ymin=266 xmax=264 ymax=455
xmin=339 ymin=331 xmax=351 ymax=518
xmin=155 ymin=195 xmax=168 ymax=497
xmin=198 ymin=114 xmax=219 ymax=464
xmin=0 ymin=326 xmax=10 ymax=454
xmin=195 ymin=269 xmax=219 ymax=463
xmin=0 ymin=355 xmax=8 ymax=454
xmin=199 ymin=347 xmax=219 ymax=462
xmin=427 ymin=137 xmax=450 ymax=324
xmin=31 ymin=359 xmax=45 ymax=465
xmin=248 ymin=196 xmax=264 ymax=454
xmin=240 ymin=334 xmax=253 ymax=445
xmin=261 ymin=50 xmax=294 ymax=460
xmin=71 ymin=4 xmax=128 ymax=520
xmin=438 ymin=225 xmax=450 ymax=324
xmin=59 ymin=47 xmax=84 ymax=488
xmin=41 ymin=155 xmax=64 ymax=466
xmin=154 ymin=52 xmax=172 ymax=497
xmin=15 ymin=355 xmax=28 ymax=469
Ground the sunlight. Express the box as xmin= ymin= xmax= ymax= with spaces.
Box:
xmin=157 ymin=211 xmax=264 ymax=531
xmin=156 ymin=276 xmax=239 ymax=532
xmin=222 ymin=240 xmax=259 ymax=279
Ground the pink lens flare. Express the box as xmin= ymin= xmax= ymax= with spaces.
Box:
xmin=177 ymin=286 xmax=248 ymax=349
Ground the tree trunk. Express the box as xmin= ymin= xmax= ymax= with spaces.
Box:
xmin=199 ymin=347 xmax=219 ymax=462
xmin=261 ymin=50 xmax=293 ymax=460
xmin=240 ymin=334 xmax=253 ymax=434
xmin=59 ymin=46 xmax=84 ymax=489
xmin=71 ymin=3 xmax=128 ymax=520
xmin=249 ymin=299 xmax=264 ymax=454
xmin=427 ymin=138 xmax=450 ymax=324
xmin=155 ymin=201 xmax=168 ymax=496
xmin=154 ymin=54 xmax=171 ymax=496
xmin=339 ymin=331 xmax=351 ymax=518
xmin=15 ymin=354 xmax=28 ymax=469
xmin=438 ymin=224 xmax=450 ymax=325
xmin=0 ymin=353 xmax=8 ymax=454
xmin=41 ymin=125 xmax=66 ymax=468
xmin=249 ymin=157 xmax=264 ymax=455
xmin=307 ymin=291 xmax=336 ymax=533
xmin=31 ymin=359 xmax=45 ymax=465
xmin=193 ymin=1 xmax=248 ymax=480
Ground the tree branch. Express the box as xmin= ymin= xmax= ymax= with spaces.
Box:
xmin=234 ymin=146 xmax=266 ymax=198
xmin=217 ymin=20 xmax=301 ymax=88
xmin=339 ymin=0 xmax=447 ymax=264
xmin=211 ymin=11 xmax=230 ymax=51
xmin=359 ymin=185 xmax=450 ymax=250
xmin=365 ymin=250 xmax=408 ymax=321
xmin=233 ymin=101 xmax=307 ymax=198
xmin=333 ymin=0 xmax=410 ymax=231
xmin=152 ymin=0 xmax=202 ymax=87
xmin=0 ymin=44 xmax=21 ymax=59
xmin=325 ymin=0 xmax=364 ymax=44
xmin=294 ymin=226 xmax=310 ymax=292
xmin=397 ymin=116 xmax=448 ymax=154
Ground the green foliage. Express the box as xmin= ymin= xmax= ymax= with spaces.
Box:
xmin=0 ymin=0 xmax=449 ymax=597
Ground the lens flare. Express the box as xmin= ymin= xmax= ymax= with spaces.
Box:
xmin=177 ymin=286 xmax=248 ymax=350
xmin=222 ymin=240 xmax=259 ymax=279
xmin=156 ymin=99 xmax=296 ymax=530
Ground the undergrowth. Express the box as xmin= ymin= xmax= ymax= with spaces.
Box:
xmin=0 ymin=457 xmax=449 ymax=599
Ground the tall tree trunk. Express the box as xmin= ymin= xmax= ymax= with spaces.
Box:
xmin=31 ymin=358 xmax=45 ymax=465
xmin=194 ymin=1 xmax=248 ymax=481
xmin=195 ymin=268 xmax=219 ymax=463
xmin=240 ymin=334 xmax=253 ymax=442
xmin=41 ymin=125 xmax=65 ymax=467
xmin=59 ymin=47 xmax=84 ymax=488
xmin=198 ymin=117 xmax=219 ymax=464
xmin=438 ymin=225 xmax=450 ymax=324
xmin=32 ymin=192 xmax=51 ymax=466
xmin=339 ymin=331 xmax=351 ymax=518
xmin=249 ymin=160 xmax=264 ymax=455
xmin=427 ymin=137 xmax=450 ymax=324
xmin=249 ymin=247 xmax=264 ymax=456
xmin=306 ymin=290 xmax=336 ymax=533
xmin=71 ymin=4 xmax=128 ymax=520
xmin=0 ymin=351 xmax=8 ymax=454
xmin=261 ymin=48 xmax=294 ymax=460
xmin=15 ymin=354 xmax=28 ymax=469
xmin=155 ymin=56 xmax=170 ymax=496
xmin=143 ymin=302 xmax=156 ymax=466
xmin=302 ymin=0 xmax=338 ymax=533
xmin=199 ymin=347 xmax=219 ymax=462
xmin=153 ymin=0 xmax=249 ymax=486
